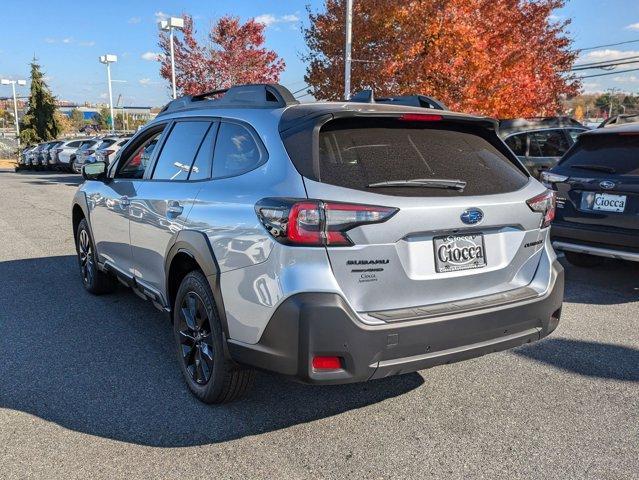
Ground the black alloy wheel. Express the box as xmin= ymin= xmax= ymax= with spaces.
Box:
xmin=177 ymin=292 xmax=215 ymax=385
xmin=78 ymin=228 xmax=95 ymax=287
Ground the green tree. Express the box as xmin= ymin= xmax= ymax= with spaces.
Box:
xmin=70 ymin=108 xmax=85 ymax=130
xmin=19 ymin=59 xmax=60 ymax=144
xmin=92 ymin=106 xmax=111 ymax=130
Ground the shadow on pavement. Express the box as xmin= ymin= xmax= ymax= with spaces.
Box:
xmin=0 ymin=255 xmax=423 ymax=448
xmin=15 ymin=171 xmax=83 ymax=187
xmin=560 ymin=257 xmax=639 ymax=305
xmin=514 ymin=338 xmax=638 ymax=382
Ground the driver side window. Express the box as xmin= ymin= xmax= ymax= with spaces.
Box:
xmin=115 ymin=129 xmax=164 ymax=179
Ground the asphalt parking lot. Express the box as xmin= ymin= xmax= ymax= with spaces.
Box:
xmin=0 ymin=169 xmax=637 ymax=480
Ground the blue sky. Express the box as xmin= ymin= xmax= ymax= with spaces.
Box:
xmin=1 ymin=0 xmax=639 ymax=106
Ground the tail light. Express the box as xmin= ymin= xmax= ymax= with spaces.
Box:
xmin=255 ymin=198 xmax=398 ymax=246
xmin=102 ymin=149 xmax=115 ymax=156
xmin=86 ymin=149 xmax=95 ymax=155
xmin=527 ymin=190 xmax=556 ymax=228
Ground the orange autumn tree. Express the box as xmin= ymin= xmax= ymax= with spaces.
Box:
xmin=303 ymin=0 xmax=581 ymax=117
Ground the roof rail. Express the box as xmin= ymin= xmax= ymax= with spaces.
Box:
xmin=349 ymin=89 xmax=447 ymax=110
xmin=157 ymin=83 xmax=299 ymax=116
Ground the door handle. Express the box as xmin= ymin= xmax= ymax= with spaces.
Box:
xmin=120 ymin=196 xmax=131 ymax=207
xmin=166 ymin=200 xmax=184 ymax=217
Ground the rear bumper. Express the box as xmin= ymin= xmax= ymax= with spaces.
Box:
xmin=228 ymin=260 xmax=564 ymax=384
xmin=551 ymin=222 xmax=639 ymax=261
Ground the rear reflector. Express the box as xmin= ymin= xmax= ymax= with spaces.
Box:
xmin=312 ymin=356 xmax=342 ymax=370
xmin=399 ymin=113 xmax=443 ymax=122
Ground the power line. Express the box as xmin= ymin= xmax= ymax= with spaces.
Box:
xmin=576 ymin=38 xmax=639 ymax=52
xmin=573 ymin=55 xmax=639 ymax=70
xmin=576 ymin=66 xmax=639 ymax=79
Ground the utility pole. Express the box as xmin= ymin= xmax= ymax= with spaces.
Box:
xmin=99 ymin=54 xmax=117 ymax=133
xmin=0 ymin=78 xmax=26 ymax=146
xmin=344 ymin=0 xmax=353 ymax=100
xmin=160 ymin=17 xmax=185 ymax=99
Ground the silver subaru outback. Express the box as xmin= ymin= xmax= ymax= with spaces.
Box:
xmin=72 ymin=84 xmax=564 ymax=403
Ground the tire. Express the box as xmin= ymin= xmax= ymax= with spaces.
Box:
xmin=173 ymin=270 xmax=254 ymax=403
xmin=75 ymin=218 xmax=118 ymax=294
xmin=564 ymin=251 xmax=604 ymax=268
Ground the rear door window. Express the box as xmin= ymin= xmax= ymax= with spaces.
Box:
xmin=560 ymin=134 xmax=639 ymax=175
xmin=528 ymin=130 xmax=570 ymax=157
xmin=505 ymin=133 xmax=527 ymax=156
xmin=312 ymin=117 xmax=527 ymax=196
xmin=151 ymin=121 xmax=212 ymax=181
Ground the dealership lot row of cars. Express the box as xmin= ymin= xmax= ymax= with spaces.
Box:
xmin=15 ymin=134 xmax=131 ymax=173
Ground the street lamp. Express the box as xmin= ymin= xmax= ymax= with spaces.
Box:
xmin=99 ymin=54 xmax=117 ymax=133
xmin=159 ymin=16 xmax=185 ymax=99
xmin=0 ymin=78 xmax=27 ymax=146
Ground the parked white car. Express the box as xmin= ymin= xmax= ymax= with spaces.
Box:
xmin=53 ymin=138 xmax=95 ymax=172
xmin=94 ymin=136 xmax=132 ymax=165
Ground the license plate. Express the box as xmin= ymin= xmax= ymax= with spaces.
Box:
xmin=591 ymin=193 xmax=627 ymax=213
xmin=433 ymin=234 xmax=487 ymax=273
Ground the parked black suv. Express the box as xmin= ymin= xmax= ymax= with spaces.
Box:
xmin=542 ymin=123 xmax=639 ymax=266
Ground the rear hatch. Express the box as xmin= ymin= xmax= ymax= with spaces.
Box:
xmin=282 ymin=112 xmax=550 ymax=314
xmin=551 ymin=131 xmax=639 ymax=232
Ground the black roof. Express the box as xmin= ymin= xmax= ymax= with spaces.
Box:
xmin=581 ymin=122 xmax=639 ymax=137
xmin=278 ymin=102 xmax=496 ymax=133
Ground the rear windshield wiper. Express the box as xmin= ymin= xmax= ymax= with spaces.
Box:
xmin=570 ymin=164 xmax=616 ymax=174
xmin=367 ymin=178 xmax=467 ymax=191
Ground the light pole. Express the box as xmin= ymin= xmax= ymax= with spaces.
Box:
xmin=1 ymin=78 xmax=27 ymax=146
xmin=343 ymin=0 xmax=353 ymax=100
xmin=159 ymin=16 xmax=185 ymax=99
xmin=99 ymin=54 xmax=117 ymax=133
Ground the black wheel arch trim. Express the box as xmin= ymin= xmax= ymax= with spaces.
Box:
xmin=164 ymin=230 xmax=230 ymax=339
xmin=72 ymin=192 xmax=100 ymax=261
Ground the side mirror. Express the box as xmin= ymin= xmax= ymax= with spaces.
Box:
xmin=82 ymin=161 xmax=108 ymax=181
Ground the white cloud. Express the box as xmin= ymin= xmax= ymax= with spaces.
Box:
xmin=581 ymin=49 xmax=639 ymax=62
xmin=581 ymin=82 xmax=602 ymax=93
xmin=154 ymin=11 xmax=170 ymax=22
xmin=613 ymin=75 xmax=639 ymax=83
xmin=625 ymin=22 xmax=639 ymax=30
xmin=254 ymin=13 xmax=300 ymax=27
xmin=255 ymin=14 xmax=277 ymax=26
xmin=44 ymin=37 xmax=56 ymax=44
xmin=141 ymin=51 xmax=160 ymax=61
xmin=128 ymin=17 xmax=141 ymax=24
xmin=139 ymin=78 xmax=151 ymax=86
xmin=62 ymin=37 xmax=73 ymax=44
xmin=79 ymin=41 xmax=95 ymax=47
xmin=99 ymin=92 xmax=108 ymax=99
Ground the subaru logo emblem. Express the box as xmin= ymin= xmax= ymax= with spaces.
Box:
xmin=599 ymin=180 xmax=616 ymax=190
xmin=460 ymin=208 xmax=484 ymax=225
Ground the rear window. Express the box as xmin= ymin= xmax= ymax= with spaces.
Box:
xmin=98 ymin=139 xmax=117 ymax=149
xmin=313 ymin=117 xmax=528 ymax=196
xmin=560 ymin=134 xmax=639 ymax=175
